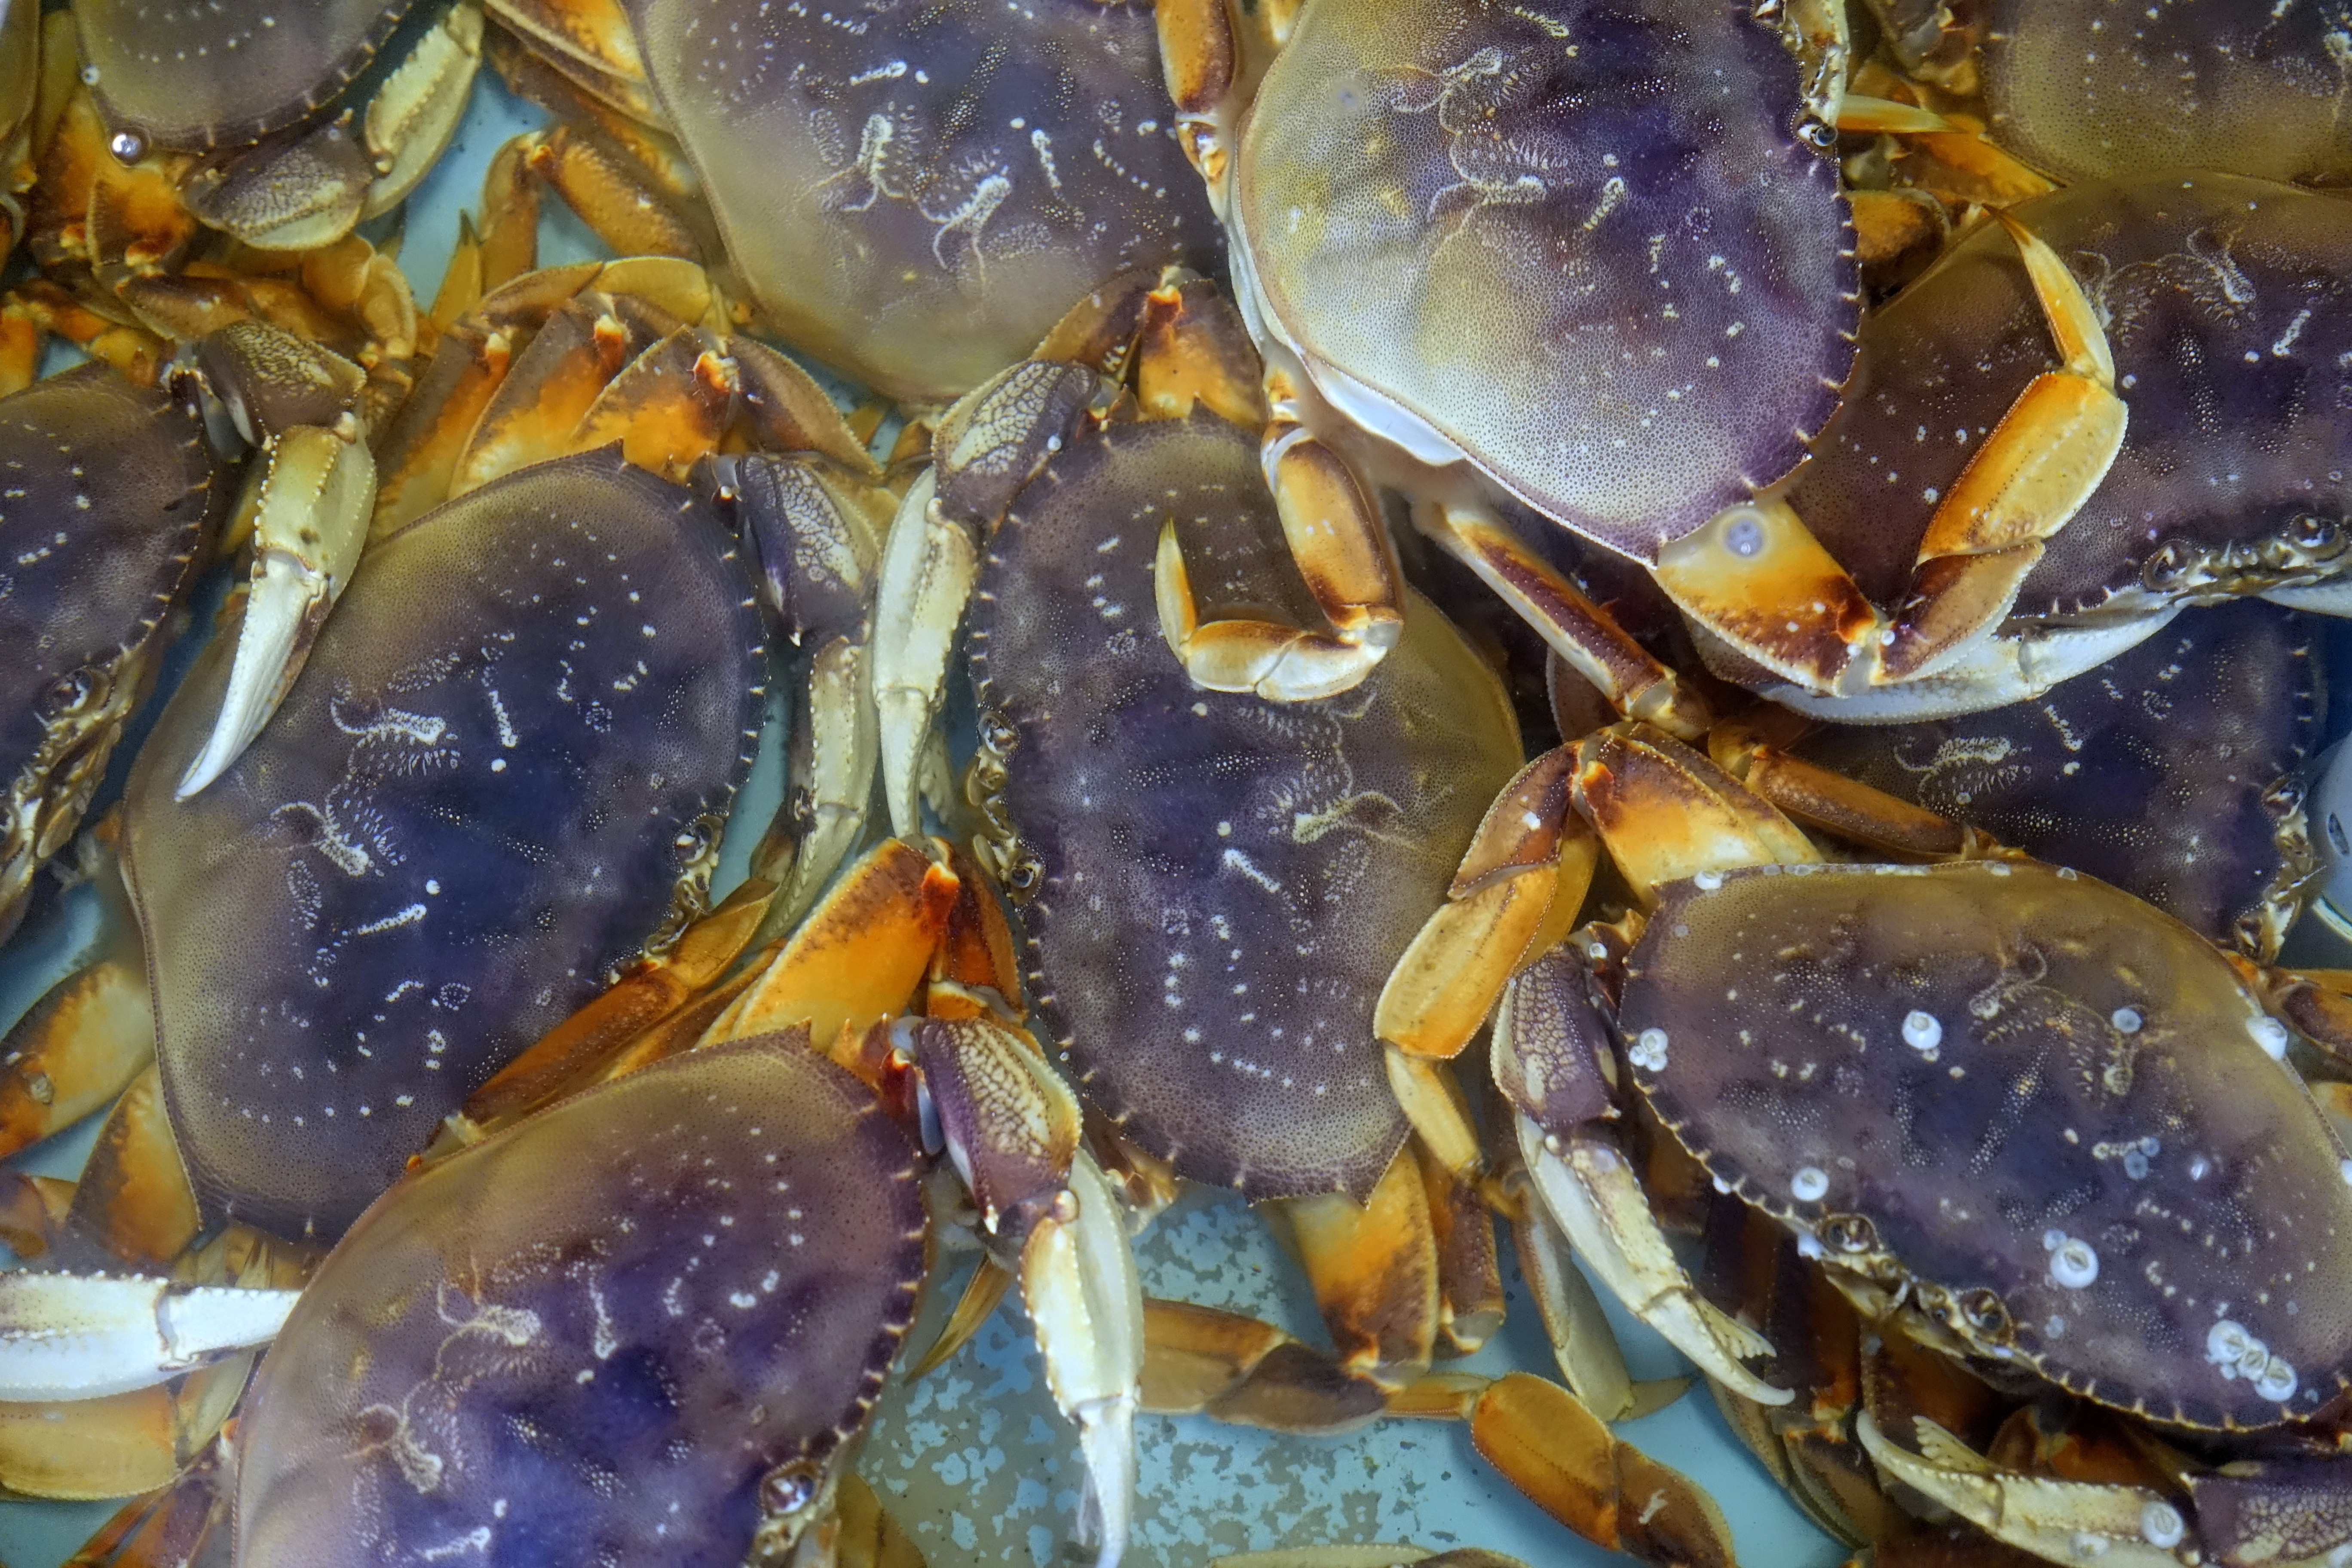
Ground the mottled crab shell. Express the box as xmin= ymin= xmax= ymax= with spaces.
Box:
xmin=626 ymin=0 xmax=1220 ymax=405
xmin=1792 ymin=600 xmax=2319 ymax=960
xmin=234 ymin=1035 xmax=926 ymax=1568
xmin=1787 ymin=174 xmax=2352 ymax=626
xmin=1981 ymin=0 xmax=2352 ymax=186
xmin=1619 ymin=859 xmax=2352 ymax=1430
xmin=0 ymin=366 xmax=218 ymax=943
xmin=971 ymin=412 xmax=1522 ymax=1200
xmin=1234 ymin=0 xmax=1856 ymax=560
xmin=124 ymin=449 xmax=767 ymax=1242
xmin=76 ymin=0 xmax=427 ymax=151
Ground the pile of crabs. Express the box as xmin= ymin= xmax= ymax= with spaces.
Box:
xmin=0 ymin=0 xmax=2348 ymax=1565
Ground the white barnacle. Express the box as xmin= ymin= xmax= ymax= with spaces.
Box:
xmin=1790 ymin=1166 xmax=1830 ymax=1202
xmin=2207 ymin=1319 xmax=2253 ymax=1372
xmin=1901 ymin=1010 xmax=1942 ymax=1052
xmin=2110 ymin=1007 xmax=2142 ymax=1035
xmin=2339 ymin=1158 xmax=2352 ymax=1189
xmin=1694 ymin=869 xmax=1723 ymax=891
xmin=2067 ymin=1531 xmax=2106 ymax=1559
xmin=2137 ymin=1504 xmax=2185 ymax=1551
xmin=1628 ymin=1028 xmax=1669 ymax=1072
xmin=2255 ymin=1354 xmax=2300 ymax=1402
xmin=2049 ymin=1236 xmax=2099 ymax=1289
xmin=2249 ymin=1016 xmax=2290 ymax=1059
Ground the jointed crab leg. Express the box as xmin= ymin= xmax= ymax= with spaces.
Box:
xmin=1415 ymin=501 xmax=1714 ymax=741
xmin=1142 ymin=1305 xmax=1736 ymax=1568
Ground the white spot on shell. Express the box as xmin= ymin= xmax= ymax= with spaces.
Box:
xmin=1628 ymin=1028 xmax=1669 ymax=1072
xmin=1790 ymin=1166 xmax=1829 ymax=1202
xmin=1901 ymin=1011 xmax=1942 ymax=1052
xmin=2138 ymin=1503 xmax=2184 ymax=1550
xmin=2049 ymin=1236 xmax=2099 ymax=1289
xmin=2250 ymin=1016 xmax=2290 ymax=1059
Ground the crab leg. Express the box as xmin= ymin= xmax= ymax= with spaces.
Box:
xmin=1266 ymin=1143 xmax=1441 ymax=1392
xmin=1418 ymin=1132 xmax=1504 ymax=1355
xmin=1145 ymin=1310 xmax=1734 ymax=1568
xmin=0 ymin=943 xmax=152 ymax=1163
xmin=1654 ymin=213 xmax=2127 ymax=697
xmin=1418 ymin=501 xmax=1713 ymax=739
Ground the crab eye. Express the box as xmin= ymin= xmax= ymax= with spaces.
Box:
xmin=1960 ymin=1288 xmax=2011 ymax=1335
xmin=759 ymin=1458 xmax=823 ymax=1517
xmin=1818 ymin=1213 xmax=1876 ymax=1255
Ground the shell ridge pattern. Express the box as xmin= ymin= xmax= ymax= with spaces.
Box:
xmin=1241 ymin=0 xmax=1856 ymax=555
xmin=132 ymin=455 xmax=768 ymax=1241
xmin=631 ymin=0 xmax=1217 ymax=399
xmin=970 ymin=414 xmax=1519 ymax=1200
xmin=1621 ymin=860 xmax=2352 ymax=1430
xmin=234 ymin=1041 xmax=928 ymax=1567
xmin=1792 ymin=176 xmax=2352 ymax=619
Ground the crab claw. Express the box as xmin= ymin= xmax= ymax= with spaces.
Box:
xmin=0 ymin=1272 xmax=299 ymax=1400
xmin=911 ymin=1013 xmax=1143 ymax=1568
xmin=1856 ymin=1412 xmax=2193 ymax=1568
xmin=1023 ymin=1148 xmax=1145 ymax=1568
xmin=176 ymin=422 xmax=375 ymax=798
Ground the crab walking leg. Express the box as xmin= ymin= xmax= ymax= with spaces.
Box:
xmin=1266 ymin=1144 xmax=1441 ymax=1393
xmin=1142 ymin=1314 xmax=1736 ymax=1568
xmin=1654 ymin=213 xmax=2127 ymax=695
xmin=0 ymin=944 xmax=152 ymax=1162
xmin=1416 ymin=501 xmax=1713 ymax=740
xmin=1377 ymin=747 xmax=1599 ymax=1130
xmin=1418 ymin=1133 xmax=1505 ymax=1355
xmin=175 ymin=323 xmax=381 ymax=798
